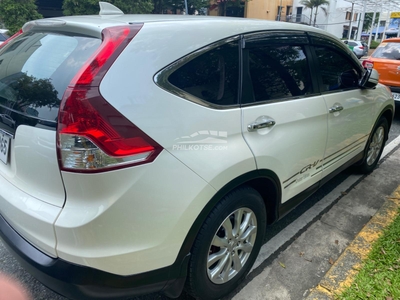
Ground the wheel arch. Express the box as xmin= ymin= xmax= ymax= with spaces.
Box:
xmin=370 ymin=104 xmax=394 ymax=144
xmin=166 ymin=170 xmax=281 ymax=284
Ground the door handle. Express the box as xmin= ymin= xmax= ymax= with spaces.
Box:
xmin=247 ymin=119 xmax=276 ymax=132
xmin=329 ymin=105 xmax=344 ymax=113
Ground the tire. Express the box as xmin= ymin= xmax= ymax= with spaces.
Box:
xmin=185 ymin=186 xmax=266 ymax=300
xmin=358 ymin=117 xmax=388 ymax=174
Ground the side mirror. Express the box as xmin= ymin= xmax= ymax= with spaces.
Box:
xmin=359 ymin=68 xmax=379 ymax=89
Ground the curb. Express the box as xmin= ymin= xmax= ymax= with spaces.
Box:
xmin=305 ymin=185 xmax=400 ymax=300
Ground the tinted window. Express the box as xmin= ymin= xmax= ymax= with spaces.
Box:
xmin=314 ymin=47 xmax=360 ymax=92
xmin=168 ymin=42 xmax=239 ymax=106
xmin=371 ymin=42 xmax=400 ymax=60
xmin=247 ymin=45 xmax=312 ymax=102
xmin=348 ymin=42 xmax=357 ymax=47
xmin=0 ymin=31 xmax=100 ymax=132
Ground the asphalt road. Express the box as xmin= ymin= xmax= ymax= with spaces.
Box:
xmin=0 ymin=102 xmax=400 ymax=300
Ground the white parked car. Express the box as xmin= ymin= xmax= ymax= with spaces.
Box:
xmin=0 ymin=2 xmax=394 ymax=300
xmin=343 ymin=40 xmax=369 ymax=58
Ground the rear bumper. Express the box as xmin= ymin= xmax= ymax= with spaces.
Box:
xmin=0 ymin=214 xmax=186 ymax=300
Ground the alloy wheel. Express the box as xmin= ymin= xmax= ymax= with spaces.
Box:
xmin=207 ymin=207 xmax=257 ymax=284
xmin=366 ymin=126 xmax=384 ymax=166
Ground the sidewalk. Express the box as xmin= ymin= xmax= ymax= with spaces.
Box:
xmin=231 ymin=143 xmax=400 ymax=299
xmin=306 ymin=186 xmax=400 ymax=299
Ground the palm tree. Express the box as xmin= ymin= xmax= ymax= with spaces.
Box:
xmin=300 ymin=0 xmax=314 ymax=25
xmin=311 ymin=0 xmax=330 ymax=27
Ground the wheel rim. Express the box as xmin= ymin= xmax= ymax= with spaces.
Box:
xmin=207 ymin=207 xmax=257 ymax=284
xmin=366 ymin=126 xmax=384 ymax=166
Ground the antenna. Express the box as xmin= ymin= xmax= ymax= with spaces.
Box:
xmin=99 ymin=2 xmax=124 ymax=16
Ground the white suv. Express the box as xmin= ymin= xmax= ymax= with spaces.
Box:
xmin=0 ymin=2 xmax=394 ymax=300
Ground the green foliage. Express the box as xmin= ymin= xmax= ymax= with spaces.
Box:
xmin=0 ymin=0 xmax=42 ymax=35
xmin=363 ymin=12 xmax=380 ymax=32
xmin=63 ymin=0 xmax=154 ymax=16
xmin=300 ymin=0 xmax=329 ymax=26
xmin=337 ymin=209 xmax=400 ymax=300
xmin=370 ymin=40 xmax=380 ymax=49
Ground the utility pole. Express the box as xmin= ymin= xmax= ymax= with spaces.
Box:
xmin=357 ymin=0 xmax=367 ymax=41
xmin=348 ymin=2 xmax=354 ymax=39
xmin=368 ymin=9 xmax=377 ymax=48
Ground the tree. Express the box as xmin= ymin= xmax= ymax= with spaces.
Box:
xmin=300 ymin=0 xmax=314 ymax=25
xmin=363 ymin=12 xmax=380 ymax=32
xmin=0 ymin=0 xmax=42 ymax=35
xmin=63 ymin=0 xmax=153 ymax=16
xmin=215 ymin=0 xmax=245 ymax=17
xmin=300 ymin=0 xmax=329 ymax=27
xmin=312 ymin=0 xmax=329 ymax=27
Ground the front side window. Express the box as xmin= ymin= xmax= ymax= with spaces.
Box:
xmin=314 ymin=46 xmax=360 ymax=92
xmin=247 ymin=45 xmax=312 ymax=102
xmin=168 ymin=41 xmax=239 ymax=106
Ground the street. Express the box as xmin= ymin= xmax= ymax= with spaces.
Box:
xmin=1 ymin=103 xmax=400 ymax=300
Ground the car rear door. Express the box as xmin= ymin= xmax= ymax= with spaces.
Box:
xmin=240 ymin=32 xmax=328 ymax=205
xmin=309 ymin=33 xmax=376 ymax=181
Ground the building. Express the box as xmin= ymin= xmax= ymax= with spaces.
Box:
xmin=245 ymin=0 xmax=293 ymax=21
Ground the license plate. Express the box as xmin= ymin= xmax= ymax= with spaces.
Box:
xmin=393 ymin=92 xmax=400 ymax=101
xmin=0 ymin=131 xmax=11 ymax=165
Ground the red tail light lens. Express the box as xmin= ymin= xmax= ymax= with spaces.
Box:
xmin=359 ymin=46 xmax=364 ymax=49
xmin=362 ymin=60 xmax=374 ymax=69
xmin=57 ymin=24 xmax=163 ymax=173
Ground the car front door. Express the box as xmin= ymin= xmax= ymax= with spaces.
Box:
xmin=240 ymin=32 xmax=328 ymax=206
xmin=309 ymin=34 xmax=376 ymax=181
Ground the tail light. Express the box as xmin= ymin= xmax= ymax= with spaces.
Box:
xmin=359 ymin=46 xmax=364 ymax=49
xmin=57 ymin=24 xmax=163 ymax=173
xmin=0 ymin=29 xmax=23 ymax=50
xmin=362 ymin=59 xmax=374 ymax=69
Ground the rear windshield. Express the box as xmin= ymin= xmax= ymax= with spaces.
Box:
xmin=0 ymin=31 xmax=101 ymax=132
xmin=371 ymin=42 xmax=400 ymax=60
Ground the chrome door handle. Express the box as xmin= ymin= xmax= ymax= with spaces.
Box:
xmin=247 ymin=119 xmax=276 ymax=132
xmin=329 ymin=105 xmax=344 ymax=113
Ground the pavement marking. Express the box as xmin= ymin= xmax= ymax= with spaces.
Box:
xmin=251 ymin=135 xmax=400 ymax=272
xmin=305 ymin=185 xmax=400 ymax=299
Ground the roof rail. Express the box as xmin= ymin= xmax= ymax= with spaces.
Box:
xmin=99 ymin=2 xmax=124 ymax=16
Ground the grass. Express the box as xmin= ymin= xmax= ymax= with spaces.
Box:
xmin=370 ymin=40 xmax=380 ymax=49
xmin=337 ymin=208 xmax=400 ymax=300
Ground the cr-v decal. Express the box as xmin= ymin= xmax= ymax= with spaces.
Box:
xmin=283 ymin=134 xmax=369 ymax=189
xmin=283 ymin=159 xmax=321 ymax=189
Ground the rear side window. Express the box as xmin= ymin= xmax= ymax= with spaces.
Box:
xmin=0 ymin=31 xmax=101 ymax=128
xmin=314 ymin=47 xmax=360 ymax=92
xmin=247 ymin=45 xmax=312 ymax=102
xmin=371 ymin=42 xmax=400 ymax=60
xmin=168 ymin=41 xmax=239 ymax=106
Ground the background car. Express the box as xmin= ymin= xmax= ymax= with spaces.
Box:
xmin=343 ymin=40 xmax=369 ymax=58
xmin=0 ymin=3 xmax=394 ymax=300
xmin=0 ymin=29 xmax=9 ymax=45
xmin=363 ymin=38 xmax=400 ymax=101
